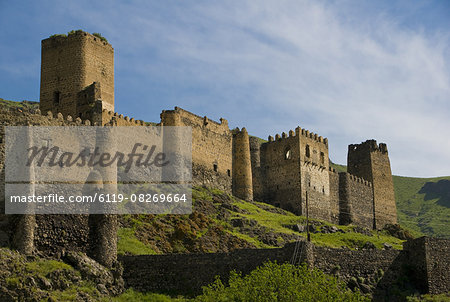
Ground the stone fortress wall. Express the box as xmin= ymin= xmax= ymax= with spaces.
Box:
xmin=36 ymin=31 xmax=399 ymax=232
xmin=0 ymin=107 xmax=117 ymax=267
xmin=1 ymin=30 xmax=399 ymax=267
xmin=120 ymin=237 xmax=450 ymax=297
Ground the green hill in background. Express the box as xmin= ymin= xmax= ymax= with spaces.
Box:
xmin=330 ymin=162 xmax=450 ymax=238
xmin=0 ymin=98 xmax=39 ymax=111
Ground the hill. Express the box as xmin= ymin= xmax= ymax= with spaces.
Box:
xmin=117 ymin=186 xmax=407 ymax=256
xmin=0 ymin=98 xmax=39 ymax=112
xmin=330 ymin=162 xmax=450 ymax=238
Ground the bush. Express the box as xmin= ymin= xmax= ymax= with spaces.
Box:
xmin=195 ymin=262 xmax=369 ymax=301
xmin=92 ymin=32 xmax=108 ymax=43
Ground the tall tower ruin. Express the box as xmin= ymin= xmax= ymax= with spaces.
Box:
xmin=253 ymin=127 xmax=330 ymax=220
xmin=347 ymin=139 xmax=397 ymax=229
xmin=232 ymin=128 xmax=253 ymax=201
xmin=39 ymin=30 xmax=114 ymax=119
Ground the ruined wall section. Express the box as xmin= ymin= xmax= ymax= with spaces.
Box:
xmin=0 ymin=107 xmax=117 ymax=266
xmin=299 ymin=128 xmax=330 ymax=221
xmin=259 ymin=131 xmax=302 ymax=213
xmin=338 ymin=172 xmax=374 ymax=229
xmin=40 ymin=31 xmax=114 ymax=118
xmin=328 ymin=169 xmax=340 ymax=224
xmin=348 ymin=140 xmax=397 ymax=229
xmin=232 ymin=128 xmax=253 ymax=201
xmin=405 ymin=237 xmax=450 ymax=294
xmin=83 ymin=32 xmax=114 ymax=111
xmin=249 ymin=137 xmax=264 ymax=201
xmin=160 ymin=107 xmax=232 ymax=192
xmin=0 ymin=107 xmax=92 ymax=254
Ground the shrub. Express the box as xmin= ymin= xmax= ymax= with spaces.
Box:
xmin=195 ymin=261 xmax=369 ymax=301
xmin=92 ymin=32 xmax=108 ymax=43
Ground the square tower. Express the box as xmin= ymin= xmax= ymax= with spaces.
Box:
xmin=257 ymin=128 xmax=330 ymax=220
xmin=347 ymin=139 xmax=397 ymax=229
xmin=39 ymin=31 xmax=114 ymax=118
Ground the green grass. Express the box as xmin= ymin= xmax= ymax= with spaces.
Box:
xmin=224 ymin=229 xmax=272 ymax=248
xmin=117 ymin=227 xmax=157 ymax=255
xmin=393 ymin=175 xmax=450 ymax=238
xmin=92 ymin=32 xmax=108 ymax=43
xmin=26 ymin=259 xmax=74 ymax=276
xmin=249 ymin=135 xmax=268 ymax=144
xmin=49 ymin=282 xmax=100 ymax=301
xmin=330 ymin=161 xmax=347 ymax=173
xmin=232 ymin=200 xmax=303 ymax=236
xmin=311 ymin=231 xmax=403 ymax=250
xmin=230 ymin=196 xmax=404 ymax=250
xmin=108 ymin=289 xmax=186 ymax=301
xmin=0 ymin=98 xmax=39 ymax=110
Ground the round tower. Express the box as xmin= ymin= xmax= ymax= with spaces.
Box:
xmin=232 ymin=128 xmax=253 ymax=201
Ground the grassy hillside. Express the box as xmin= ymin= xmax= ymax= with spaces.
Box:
xmin=117 ymin=187 xmax=406 ymax=256
xmin=330 ymin=161 xmax=450 ymax=238
xmin=0 ymin=98 xmax=39 ymax=111
xmin=393 ymin=175 xmax=450 ymax=238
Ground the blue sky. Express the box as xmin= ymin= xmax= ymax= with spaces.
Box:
xmin=1 ymin=0 xmax=449 ymax=177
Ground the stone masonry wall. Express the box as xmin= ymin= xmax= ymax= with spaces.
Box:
xmin=0 ymin=107 xmax=117 ymax=266
xmin=404 ymin=237 xmax=450 ymax=294
xmin=120 ymin=238 xmax=450 ymax=296
xmin=249 ymin=136 xmax=264 ymax=201
xmin=328 ymin=170 xmax=340 ymax=224
xmin=259 ymin=132 xmax=301 ymax=213
xmin=160 ymin=107 xmax=232 ymax=193
xmin=40 ymin=31 xmax=114 ymax=117
xmin=120 ymin=242 xmax=303 ymax=295
xmin=232 ymin=128 xmax=253 ymax=201
xmin=338 ymin=172 xmax=374 ymax=228
xmin=298 ymin=128 xmax=330 ymax=221
xmin=348 ymin=140 xmax=397 ymax=229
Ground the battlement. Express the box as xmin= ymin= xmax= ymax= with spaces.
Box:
xmin=341 ymin=172 xmax=372 ymax=187
xmin=101 ymin=109 xmax=145 ymax=126
xmin=349 ymin=139 xmax=388 ymax=154
xmin=42 ymin=30 xmax=113 ymax=49
xmin=266 ymin=126 xmax=328 ymax=146
xmin=161 ymin=106 xmax=229 ymax=134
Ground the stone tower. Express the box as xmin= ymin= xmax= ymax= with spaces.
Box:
xmin=40 ymin=30 xmax=114 ymax=119
xmin=347 ymin=139 xmax=397 ymax=229
xmin=232 ymin=128 xmax=253 ymax=201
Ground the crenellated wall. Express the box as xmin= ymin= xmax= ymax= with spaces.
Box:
xmin=254 ymin=127 xmax=331 ymax=221
xmin=258 ymin=130 xmax=302 ymax=213
xmin=337 ymin=172 xmax=374 ymax=228
xmin=100 ymin=109 xmax=146 ymax=126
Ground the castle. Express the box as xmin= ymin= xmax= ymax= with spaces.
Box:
xmin=2 ymin=31 xmax=450 ymax=298
xmin=39 ymin=30 xmax=397 ymax=230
